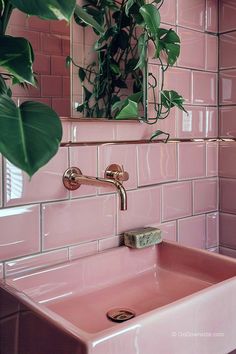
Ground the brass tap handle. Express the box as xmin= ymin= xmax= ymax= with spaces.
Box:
xmin=105 ymin=164 xmax=129 ymax=183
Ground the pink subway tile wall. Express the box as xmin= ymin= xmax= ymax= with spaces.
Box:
xmin=0 ymin=140 xmax=219 ymax=276
xmin=219 ymin=6 xmax=236 ymax=254
xmin=0 ymin=1 xmax=222 ymax=277
xmin=7 ymin=10 xmax=70 ymax=117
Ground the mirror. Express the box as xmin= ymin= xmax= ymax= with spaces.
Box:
xmin=69 ymin=0 xmax=185 ymax=127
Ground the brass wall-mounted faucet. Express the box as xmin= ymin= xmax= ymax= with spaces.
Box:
xmin=63 ymin=164 xmax=129 ymax=211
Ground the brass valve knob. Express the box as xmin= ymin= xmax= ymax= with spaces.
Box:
xmin=105 ymin=164 xmax=129 ymax=183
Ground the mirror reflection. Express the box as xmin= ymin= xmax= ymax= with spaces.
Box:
xmin=70 ymin=0 xmax=185 ymax=127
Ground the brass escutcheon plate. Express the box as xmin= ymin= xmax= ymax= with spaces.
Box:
xmin=63 ymin=167 xmax=82 ymax=190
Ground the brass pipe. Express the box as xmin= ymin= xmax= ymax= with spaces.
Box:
xmin=63 ymin=167 xmax=127 ymax=211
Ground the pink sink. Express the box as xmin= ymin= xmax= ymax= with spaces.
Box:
xmin=2 ymin=241 xmax=236 ymax=354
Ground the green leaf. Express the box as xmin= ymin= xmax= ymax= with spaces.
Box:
xmin=0 ymin=35 xmax=35 ymax=85
xmin=161 ymin=90 xmax=187 ymax=112
xmin=150 ymin=130 xmax=170 ymax=142
xmin=10 ymin=0 xmax=76 ymax=21
xmin=74 ymin=5 xmax=104 ymax=34
xmin=113 ymin=78 xmax=127 ymax=89
xmin=0 ymin=0 xmax=4 ymax=16
xmin=125 ymin=0 xmax=135 ymax=16
xmin=154 ymin=29 xmax=180 ymax=65
xmin=139 ymin=4 xmax=160 ymax=36
xmin=115 ymin=99 xmax=139 ymax=120
xmin=78 ymin=67 xmax=86 ymax=82
xmin=0 ymin=95 xmax=62 ymax=177
xmin=66 ymin=56 xmax=72 ymax=68
xmin=112 ymin=91 xmax=142 ymax=112
xmin=0 ymin=77 xmax=8 ymax=95
xmin=110 ymin=63 xmax=121 ymax=75
xmin=134 ymin=33 xmax=147 ymax=69
xmin=83 ymin=86 xmax=93 ymax=101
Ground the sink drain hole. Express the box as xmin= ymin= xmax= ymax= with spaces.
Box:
xmin=106 ymin=308 xmax=136 ymax=323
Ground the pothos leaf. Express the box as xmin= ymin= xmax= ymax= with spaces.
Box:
xmin=154 ymin=28 xmax=180 ymax=66
xmin=79 ymin=67 xmax=86 ymax=82
xmin=134 ymin=33 xmax=147 ymax=69
xmin=74 ymin=5 xmax=104 ymax=34
xmin=115 ymin=99 xmax=139 ymax=120
xmin=139 ymin=4 xmax=160 ymax=36
xmin=150 ymin=130 xmax=170 ymax=142
xmin=161 ymin=90 xmax=187 ymax=113
xmin=0 ymin=35 xmax=35 ymax=85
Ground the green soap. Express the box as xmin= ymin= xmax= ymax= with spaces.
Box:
xmin=124 ymin=227 xmax=162 ymax=249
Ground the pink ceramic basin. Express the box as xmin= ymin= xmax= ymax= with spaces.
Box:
xmin=2 ymin=241 xmax=236 ymax=354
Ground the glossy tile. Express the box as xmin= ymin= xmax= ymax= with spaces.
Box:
xmin=220 ymin=32 xmax=236 ymax=69
xmin=164 ymin=67 xmax=191 ymax=103
xmin=150 ymin=107 xmax=177 ymax=139
xmin=220 ymin=70 xmax=236 ymax=105
xmin=205 ymin=35 xmax=218 ymax=72
xmin=178 ymin=28 xmax=205 ymax=70
xmin=220 ymin=107 xmax=236 ymax=137
xmin=61 ymin=121 xmax=71 ymax=143
xmin=137 ymin=143 xmax=177 ymax=186
xmin=116 ymin=121 xmax=154 ymax=141
xmin=0 ymin=205 xmax=40 ymax=261
xmin=193 ymin=178 xmax=218 ymax=214
xmin=177 ymin=106 xmax=205 ymax=138
xmin=177 ymin=0 xmax=205 ymax=31
xmin=98 ymin=144 xmax=137 ymax=192
xmin=207 ymin=246 xmax=219 ymax=253
xmin=220 ymin=178 xmax=236 ymax=213
xmin=69 ymin=241 xmax=98 ymax=260
xmin=98 ymin=236 xmax=123 ymax=251
xmin=219 ymin=0 xmax=236 ymax=33
xmin=117 ymin=187 xmax=161 ymax=234
xmin=206 ymin=0 xmax=218 ymax=33
xmin=219 ymin=142 xmax=236 ymax=178
xmin=4 ymin=148 xmax=69 ymax=206
xmin=205 ymin=107 xmax=218 ymax=137
xmin=42 ymin=196 xmax=116 ymax=250
xmin=178 ymin=142 xmax=206 ymax=179
xmin=162 ymin=181 xmax=192 ymax=222
xmin=192 ymin=71 xmax=217 ymax=105
xmin=206 ymin=142 xmax=218 ymax=177
xmin=5 ymin=249 xmax=69 ymax=277
xmin=71 ymin=121 xmax=116 ymax=142
xmin=157 ymin=221 xmax=177 ymax=242
xmin=159 ymin=0 xmax=176 ymax=25
xmin=220 ymin=213 xmax=236 ymax=248
xmin=178 ymin=215 xmax=206 ymax=249
xmin=219 ymin=246 xmax=236 ymax=258
xmin=206 ymin=212 xmax=219 ymax=248
xmin=70 ymin=145 xmax=97 ymax=197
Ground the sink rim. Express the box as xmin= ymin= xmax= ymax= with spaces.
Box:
xmin=1 ymin=241 xmax=236 ymax=346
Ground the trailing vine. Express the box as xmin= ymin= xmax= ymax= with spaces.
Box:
xmin=70 ymin=0 xmax=186 ymax=139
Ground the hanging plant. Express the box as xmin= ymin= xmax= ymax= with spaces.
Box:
xmin=70 ymin=0 xmax=186 ymax=140
xmin=0 ymin=0 xmax=76 ymax=177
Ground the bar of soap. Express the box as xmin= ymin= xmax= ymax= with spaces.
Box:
xmin=124 ymin=227 xmax=162 ymax=249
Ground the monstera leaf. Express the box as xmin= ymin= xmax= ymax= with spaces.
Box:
xmin=0 ymin=35 xmax=35 ymax=85
xmin=0 ymin=95 xmax=62 ymax=177
xmin=10 ymin=0 xmax=76 ymax=21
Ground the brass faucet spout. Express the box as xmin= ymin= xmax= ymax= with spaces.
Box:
xmin=63 ymin=166 xmax=128 ymax=211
